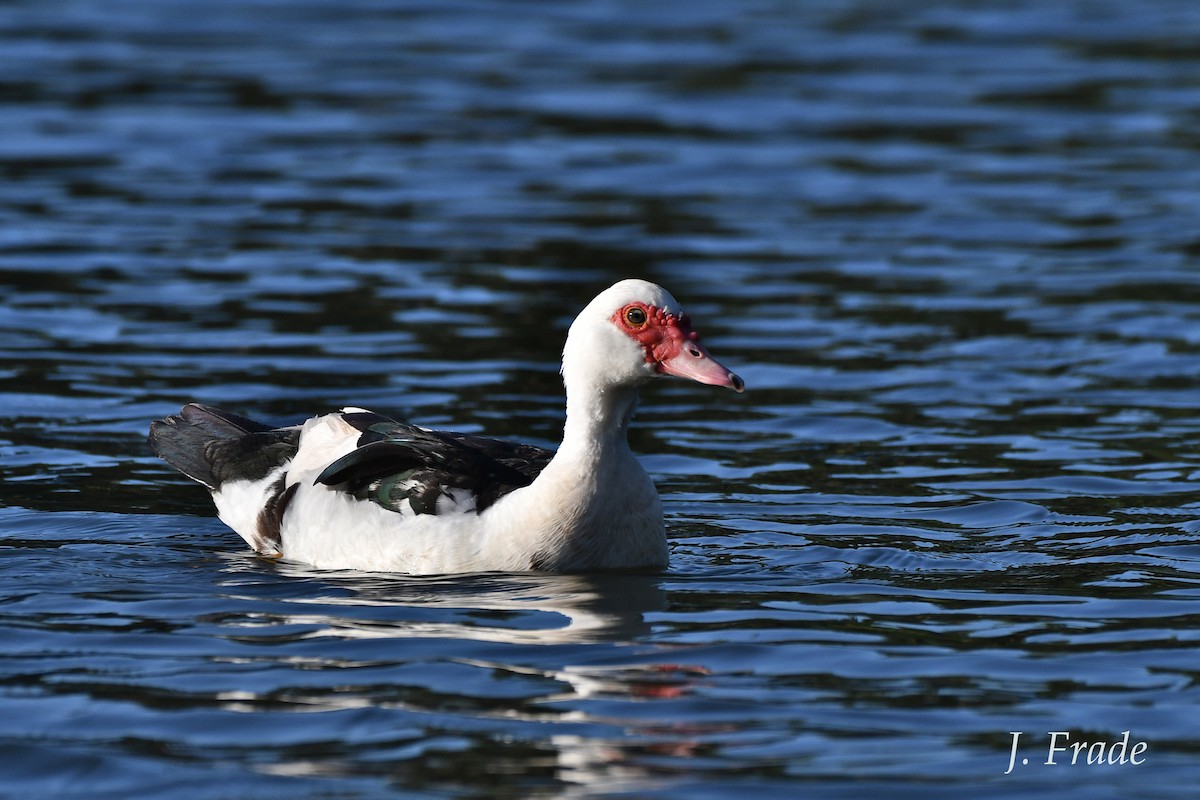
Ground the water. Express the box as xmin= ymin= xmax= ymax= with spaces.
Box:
xmin=3 ymin=0 xmax=1200 ymax=796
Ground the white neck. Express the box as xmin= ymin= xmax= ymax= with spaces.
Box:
xmin=558 ymin=376 xmax=640 ymax=462
xmin=487 ymin=372 xmax=658 ymax=571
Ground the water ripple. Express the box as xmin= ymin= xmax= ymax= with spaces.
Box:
xmin=3 ymin=0 xmax=1200 ymax=797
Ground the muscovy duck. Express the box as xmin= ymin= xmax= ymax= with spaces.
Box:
xmin=149 ymin=279 xmax=743 ymax=574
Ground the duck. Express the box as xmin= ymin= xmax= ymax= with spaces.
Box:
xmin=148 ymin=279 xmax=744 ymax=574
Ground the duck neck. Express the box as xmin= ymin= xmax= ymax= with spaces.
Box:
xmin=557 ymin=377 xmax=641 ymax=465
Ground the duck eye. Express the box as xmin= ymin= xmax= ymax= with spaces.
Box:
xmin=624 ymin=306 xmax=648 ymax=327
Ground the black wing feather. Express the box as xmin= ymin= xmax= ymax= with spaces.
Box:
xmin=315 ymin=414 xmax=554 ymax=515
xmin=150 ymin=403 xmax=299 ymax=488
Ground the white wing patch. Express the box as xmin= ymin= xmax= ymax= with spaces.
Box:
xmin=436 ymin=487 xmax=478 ymax=515
xmin=287 ymin=413 xmax=362 ymax=488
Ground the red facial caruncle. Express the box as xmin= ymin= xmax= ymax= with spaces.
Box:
xmin=611 ymin=302 xmax=744 ymax=392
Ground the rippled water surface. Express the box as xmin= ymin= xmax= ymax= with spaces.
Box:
xmin=4 ymin=1 xmax=1200 ymax=797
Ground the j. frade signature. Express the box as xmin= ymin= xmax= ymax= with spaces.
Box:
xmin=1005 ymin=731 xmax=1148 ymax=774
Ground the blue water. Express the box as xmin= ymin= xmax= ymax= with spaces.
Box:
xmin=3 ymin=0 xmax=1200 ymax=797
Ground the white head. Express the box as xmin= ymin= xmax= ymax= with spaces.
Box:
xmin=562 ymin=279 xmax=744 ymax=394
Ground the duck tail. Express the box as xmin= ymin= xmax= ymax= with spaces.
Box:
xmin=148 ymin=404 xmax=272 ymax=489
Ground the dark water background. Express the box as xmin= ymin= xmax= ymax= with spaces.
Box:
xmin=3 ymin=1 xmax=1200 ymax=797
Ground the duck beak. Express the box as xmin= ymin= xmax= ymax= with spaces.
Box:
xmin=658 ymin=341 xmax=745 ymax=392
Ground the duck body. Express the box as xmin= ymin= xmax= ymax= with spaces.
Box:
xmin=149 ymin=279 xmax=742 ymax=574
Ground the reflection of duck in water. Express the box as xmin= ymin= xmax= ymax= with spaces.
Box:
xmin=249 ymin=570 xmax=668 ymax=645
xmin=151 ymin=280 xmax=742 ymax=574
xmin=223 ymin=568 xmax=707 ymax=792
